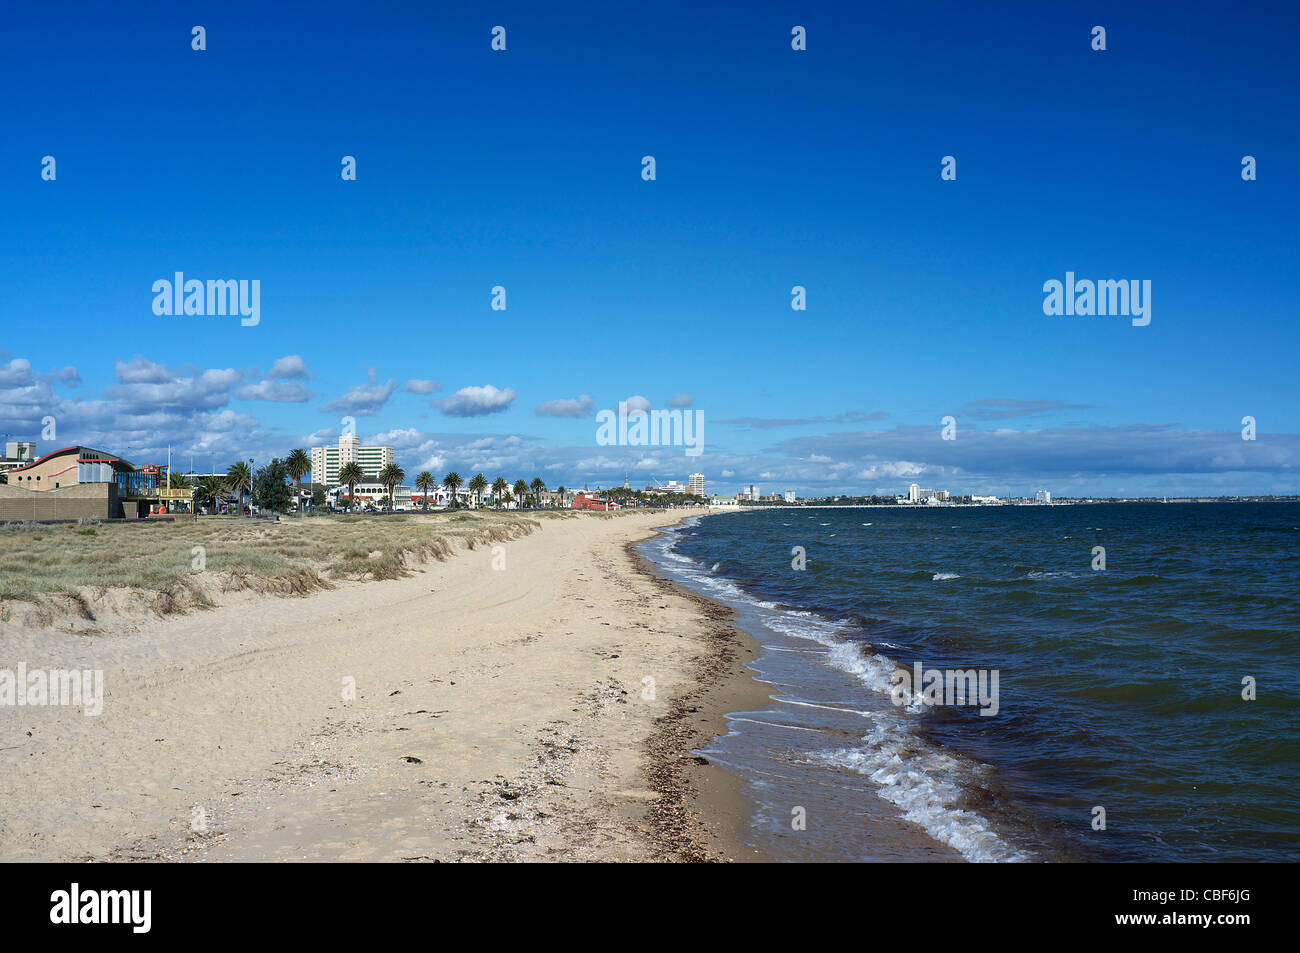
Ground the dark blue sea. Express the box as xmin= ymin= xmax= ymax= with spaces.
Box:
xmin=641 ymin=502 xmax=1300 ymax=862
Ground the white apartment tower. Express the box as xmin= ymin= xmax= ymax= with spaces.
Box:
xmin=312 ymin=433 xmax=395 ymax=486
xmin=689 ymin=473 xmax=705 ymax=497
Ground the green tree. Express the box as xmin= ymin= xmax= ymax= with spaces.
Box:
xmin=225 ymin=461 xmax=253 ymax=515
xmin=492 ymin=477 xmax=508 ymax=507
xmin=530 ymin=477 xmax=546 ymax=507
xmin=469 ymin=473 xmax=488 ymax=508
xmin=197 ymin=476 xmax=225 ymax=514
xmin=254 ymin=458 xmax=293 ymax=514
xmin=443 ymin=471 xmax=463 ymax=509
xmin=309 ymin=488 xmax=327 ymax=513
xmin=286 ymin=448 xmax=311 ymax=516
xmin=415 ymin=471 xmax=436 ymax=511
xmin=378 ymin=463 xmax=405 ymax=513
xmin=338 ymin=461 xmax=364 ymax=514
xmin=513 ymin=479 xmax=528 ymax=507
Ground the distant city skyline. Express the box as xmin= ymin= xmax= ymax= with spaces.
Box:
xmin=2 ymin=1 xmax=1297 ymax=497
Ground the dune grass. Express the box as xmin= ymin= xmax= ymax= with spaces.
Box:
xmin=0 ymin=511 xmax=551 ymax=604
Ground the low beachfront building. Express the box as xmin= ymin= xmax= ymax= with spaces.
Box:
xmin=0 ymin=445 xmax=156 ymax=520
xmin=410 ymin=486 xmax=471 ymax=509
xmin=571 ymin=493 xmax=613 ymax=511
xmin=328 ymin=482 xmax=413 ymax=510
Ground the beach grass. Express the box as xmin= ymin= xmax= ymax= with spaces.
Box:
xmin=0 ymin=511 xmax=554 ymax=604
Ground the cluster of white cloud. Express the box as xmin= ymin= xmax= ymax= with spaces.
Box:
xmin=1 ymin=351 xmax=1295 ymax=496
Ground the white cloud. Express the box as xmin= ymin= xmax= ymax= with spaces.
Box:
xmin=665 ymin=393 xmax=693 ymax=408
xmin=114 ymin=357 xmax=174 ymax=384
xmin=367 ymin=427 xmax=427 ymax=449
xmin=237 ymin=380 xmax=313 ymax=402
xmin=536 ymin=394 xmax=594 ymax=418
xmin=0 ymin=358 xmax=34 ymax=388
xmin=267 ymin=355 xmax=310 ymax=380
xmin=414 ymin=453 xmax=447 ymax=473
xmin=321 ymin=369 xmax=397 ymax=417
xmin=46 ymin=366 xmax=81 ymax=387
xmin=106 ymin=363 xmax=242 ymax=411
xmin=438 ymin=384 xmax=517 ymax=418
xmin=404 ymin=379 xmax=441 ymax=395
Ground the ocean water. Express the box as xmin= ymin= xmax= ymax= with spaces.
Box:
xmin=640 ymin=503 xmax=1300 ymax=862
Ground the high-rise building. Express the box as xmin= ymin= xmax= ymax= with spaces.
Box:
xmin=689 ymin=473 xmax=705 ymax=497
xmin=908 ymin=482 xmax=921 ymax=503
xmin=1035 ymin=489 xmax=1052 ymax=504
xmin=311 ymin=434 xmax=395 ymax=486
xmin=784 ymin=490 xmax=796 ymax=503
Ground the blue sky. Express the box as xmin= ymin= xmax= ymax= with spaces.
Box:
xmin=2 ymin=0 xmax=1297 ymax=496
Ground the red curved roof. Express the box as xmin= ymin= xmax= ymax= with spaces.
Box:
xmin=6 ymin=446 xmax=131 ymax=474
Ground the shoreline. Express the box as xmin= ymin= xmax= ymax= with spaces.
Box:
xmin=0 ymin=509 xmax=771 ymax=863
xmin=625 ymin=537 xmax=772 ymax=862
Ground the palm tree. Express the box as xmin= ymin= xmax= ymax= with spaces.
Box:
xmin=378 ymin=463 xmax=404 ymax=513
xmin=286 ymin=448 xmax=311 ymax=516
xmin=167 ymin=471 xmax=192 ymax=489
xmin=531 ymin=477 xmax=546 ymax=508
xmin=225 ymin=461 xmax=253 ymax=516
xmin=443 ymin=471 xmax=463 ymax=509
xmin=469 ymin=473 xmax=488 ymax=508
xmin=197 ymin=475 xmax=224 ymax=514
xmin=415 ymin=471 xmax=435 ymax=511
xmin=557 ymin=485 xmax=567 ymax=508
xmin=513 ymin=479 xmax=528 ymax=508
xmin=491 ymin=477 xmax=508 ymax=508
xmin=338 ymin=461 xmax=364 ymax=513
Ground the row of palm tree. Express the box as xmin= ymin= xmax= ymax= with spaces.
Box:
xmin=396 ymin=471 xmax=570 ymax=512
xmin=193 ymin=449 xmax=571 ymax=517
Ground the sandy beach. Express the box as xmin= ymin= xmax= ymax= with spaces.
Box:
xmin=0 ymin=510 xmax=771 ymax=862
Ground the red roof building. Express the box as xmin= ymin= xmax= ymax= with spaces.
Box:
xmin=571 ymin=493 xmax=612 ymax=511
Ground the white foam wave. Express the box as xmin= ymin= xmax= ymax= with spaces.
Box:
xmin=811 ymin=734 xmax=1032 ymax=863
xmin=644 ymin=518 xmax=1030 ymax=864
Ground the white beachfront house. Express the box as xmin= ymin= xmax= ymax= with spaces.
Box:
xmin=327 ymin=483 xmax=413 ymax=510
